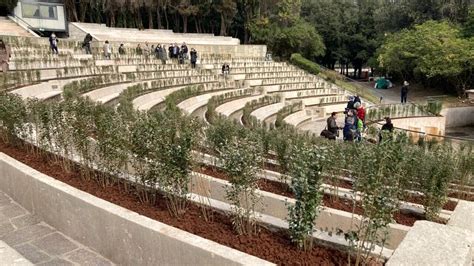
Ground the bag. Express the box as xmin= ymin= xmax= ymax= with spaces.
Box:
xmin=321 ymin=129 xmax=336 ymax=140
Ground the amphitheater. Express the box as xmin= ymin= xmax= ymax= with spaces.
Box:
xmin=0 ymin=21 xmax=473 ymax=265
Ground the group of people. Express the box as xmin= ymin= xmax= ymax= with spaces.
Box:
xmin=81 ymin=34 xmax=200 ymax=67
xmin=324 ymin=95 xmax=366 ymax=142
xmin=324 ymin=95 xmax=396 ymax=143
xmin=132 ymin=42 xmax=198 ymax=67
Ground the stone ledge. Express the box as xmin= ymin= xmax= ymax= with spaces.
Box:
xmin=386 ymin=221 xmax=474 ymax=266
xmin=0 ymin=153 xmax=273 ymax=266
xmin=448 ymin=200 xmax=474 ymax=233
xmin=0 ymin=240 xmax=33 ymax=266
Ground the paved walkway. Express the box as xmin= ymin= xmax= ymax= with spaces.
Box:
xmin=0 ymin=190 xmax=114 ymax=266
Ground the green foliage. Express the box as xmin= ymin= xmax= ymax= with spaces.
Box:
xmin=462 ymin=8 xmax=474 ymax=38
xmin=206 ymin=88 xmax=255 ymax=124
xmin=220 ymin=135 xmax=263 ymax=235
xmin=426 ymin=100 xmax=443 ymax=116
xmin=419 ymin=145 xmax=456 ymax=221
xmin=165 ymin=85 xmax=203 ymax=112
xmin=290 ymin=53 xmax=320 ymax=75
xmin=0 ymin=0 xmax=18 ymax=11
xmin=241 ymin=95 xmax=281 ymax=127
xmin=287 ymin=143 xmax=325 ymax=250
xmin=275 ymin=101 xmax=302 ymax=128
xmin=347 ymin=136 xmax=404 ymax=264
xmin=0 ymin=93 xmax=27 ymax=145
xmin=251 ymin=19 xmax=325 ymax=59
xmin=378 ymin=21 xmax=473 ymax=95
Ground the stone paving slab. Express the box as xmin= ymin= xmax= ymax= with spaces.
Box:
xmin=0 ymin=190 xmax=114 ymax=266
xmin=0 ymin=240 xmax=32 ymax=265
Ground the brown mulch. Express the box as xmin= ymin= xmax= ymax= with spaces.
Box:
xmin=0 ymin=139 xmax=357 ymax=265
xmin=196 ymin=164 xmax=431 ymax=227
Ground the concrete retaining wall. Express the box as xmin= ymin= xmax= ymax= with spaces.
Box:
xmin=0 ymin=153 xmax=272 ymax=266
xmin=191 ymin=172 xmax=409 ymax=250
xmin=384 ymin=116 xmax=447 ymax=135
xmin=441 ymin=106 xmax=474 ymax=128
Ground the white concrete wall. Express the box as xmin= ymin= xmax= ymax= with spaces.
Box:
xmin=0 ymin=153 xmax=272 ymax=266
xmin=14 ymin=2 xmax=67 ymax=32
xmin=441 ymin=106 xmax=474 ymax=128
xmin=390 ymin=116 xmax=447 ymax=135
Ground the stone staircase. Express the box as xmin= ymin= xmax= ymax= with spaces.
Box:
xmin=0 ymin=16 xmax=35 ymax=37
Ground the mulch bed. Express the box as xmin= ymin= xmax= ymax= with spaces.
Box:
xmin=197 ymin=164 xmax=444 ymax=227
xmin=0 ymin=139 xmax=359 ymax=265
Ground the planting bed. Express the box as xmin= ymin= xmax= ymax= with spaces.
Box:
xmin=263 ymin=162 xmax=459 ymax=211
xmin=196 ymin=164 xmax=444 ymax=226
xmin=0 ymin=139 xmax=364 ymax=265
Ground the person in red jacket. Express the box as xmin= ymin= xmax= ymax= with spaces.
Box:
xmin=354 ymin=102 xmax=366 ymax=124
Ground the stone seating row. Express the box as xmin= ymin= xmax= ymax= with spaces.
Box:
xmin=178 ymin=88 xmax=240 ymax=115
xmin=84 ymin=75 xmax=222 ymax=104
xmin=11 ymin=77 xmax=87 ymax=100
xmin=216 ymin=95 xmax=265 ymax=118
xmin=262 ymin=76 xmax=320 ymax=84
xmin=71 ymin=23 xmax=240 ymax=45
xmin=133 ymin=81 xmax=235 ymax=111
xmin=279 ymin=88 xmax=343 ymax=99
xmin=277 ymin=81 xmax=335 ymax=91
xmin=250 ymin=102 xmax=286 ymax=123
xmin=239 ymin=71 xmax=306 ymax=80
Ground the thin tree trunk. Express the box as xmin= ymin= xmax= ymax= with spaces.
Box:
xmin=194 ymin=18 xmax=199 ymax=33
xmin=110 ymin=12 xmax=116 ymax=27
xmin=174 ymin=13 xmax=180 ymax=32
xmin=219 ymin=14 xmax=226 ymax=36
xmin=164 ymin=8 xmax=169 ymax=29
xmin=148 ymin=9 xmax=153 ymax=29
xmin=157 ymin=7 xmax=162 ymax=29
xmin=182 ymin=16 xmax=188 ymax=33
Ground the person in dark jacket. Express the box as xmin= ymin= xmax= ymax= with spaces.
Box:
xmin=326 ymin=112 xmax=339 ymax=139
xmin=118 ymin=43 xmax=126 ymax=55
xmin=379 ymin=117 xmax=394 ymax=142
xmin=83 ymin=33 xmax=93 ymax=54
xmin=401 ymin=81 xmax=409 ymax=104
xmin=190 ymin=48 xmax=198 ymax=69
xmin=346 ymin=96 xmax=355 ymax=111
xmin=49 ymin=33 xmax=59 ymax=55
xmin=181 ymin=42 xmax=188 ymax=60
xmin=136 ymin=44 xmax=142 ymax=55
xmin=343 ymin=110 xmax=356 ymax=141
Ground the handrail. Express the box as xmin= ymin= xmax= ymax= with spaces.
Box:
xmin=368 ymin=119 xmax=474 ymax=143
xmin=7 ymin=15 xmax=41 ymax=37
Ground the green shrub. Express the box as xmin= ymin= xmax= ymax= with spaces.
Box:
xmin=290 ymin=53 xmax=320 ymax=75
xmin=287 ymin=143 xmax=325 ymax=250
xmin=221 ymin=136 xmax=263 ymax=235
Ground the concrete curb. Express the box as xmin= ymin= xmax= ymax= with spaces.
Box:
xmin=0 ymin=153 xmax=273 ymax=266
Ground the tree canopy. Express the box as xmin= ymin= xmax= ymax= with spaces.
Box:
xmin=378 ymin=21 xmax=474 ymax=96
xmin=3 ymin=0 xmax=473 ymax=94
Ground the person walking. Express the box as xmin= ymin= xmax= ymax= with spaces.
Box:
xmin=136 ymin=44 xmax=142 ymax=56
xmin=160 ymin=45 xmax=167 ymax=64
xmin=0 ymin=40 xmax=11 ymax=73
xmin=118 ymin=43 xmax=126 ymax=55
xmin=401 ymin=81 xmax=409 ymax=104
xmin=181 ymin=42 xmax=188 ymax=60
xmin=190 ymin=48 xmax=198 ymax=69
xmin=103 ymin=40 xmax=111 ymax=59
xmin=83 ymin=33 xmax=93 ymax=54
xmin=49 ymin=33 xmax=59 ymax=55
